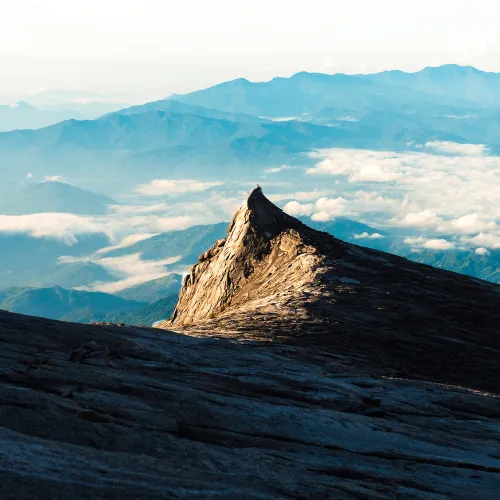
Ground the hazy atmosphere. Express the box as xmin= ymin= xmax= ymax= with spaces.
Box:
xmin=2 ymin=0 xmax=500 ymax=103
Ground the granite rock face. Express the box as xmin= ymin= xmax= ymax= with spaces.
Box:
xmin=167 ymin=186 xmax=324 ymax=326
xmin=2 ymin=187 xmax=500 ymax=498
xmin=1 ymin=310 xmax=500 ymax=499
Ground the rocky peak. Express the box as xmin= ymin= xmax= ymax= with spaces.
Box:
xmin=167 ymin=186 xmax=328 ymax=326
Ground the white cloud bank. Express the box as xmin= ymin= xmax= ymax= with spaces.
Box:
xmin=404 ymin=237 xmax=455 ymax=250
xmin=424 ymin=141 xmax=488 ymax=156
xmin=0 ymin=213 xmax=109 ymax=244
xmin=303 ymin=146 xmax=500 ymax=249
xmin=354 ymin=232 xmax=384 ymax=240
xmin=263 ymin=164 xmax=293 ymax=174
xmin=137 ymin=179 xmax=224 ymax=196
xmin=283 ymin=196 xmax=349 ymax=221
xmin=83 ymin=253 xmax=182 ymax=293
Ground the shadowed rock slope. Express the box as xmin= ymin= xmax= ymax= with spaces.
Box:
xmin=160 ymin=187 xmax=500 ymax=393
xmin=2 ymin=188 xmax=500 ymax=498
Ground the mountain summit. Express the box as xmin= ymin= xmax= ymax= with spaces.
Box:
xmin=167 ymin=186 xmax=326 ymax=326
xmin=162 ymin=188 xmax=500 ymax=391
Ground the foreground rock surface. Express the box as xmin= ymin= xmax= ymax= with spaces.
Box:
xmin=1 ymin=310 xmax=500 ymax=499
xmin=2 ymin=188 xmax=500 ymax=498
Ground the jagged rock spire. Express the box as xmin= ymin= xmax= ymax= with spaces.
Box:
xmin=165 ymin=187 xmax=324 ymax=326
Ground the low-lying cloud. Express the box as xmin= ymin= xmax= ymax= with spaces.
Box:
xmin=0 ymin=213 xmax=109 ymax=244
xmin=283 ymin=196 xmax=349 ymax=221
xmin=354 ymin=232 xmax=384 ymax=240
xmin=295 ymin=145 xmax=500 ymax=250
xmin=424 ymin=141 xmax=488 ymax=156
xmin=137 ymin=179 xmax=224 ymax=196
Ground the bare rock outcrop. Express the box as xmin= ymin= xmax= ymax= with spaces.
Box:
xmin=1 ymin=309 xmax=500 ymax=499
xmin=166 ymin=186 xmax=326 ymax=326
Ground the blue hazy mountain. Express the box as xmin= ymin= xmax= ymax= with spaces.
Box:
xmin=115 ymin=274 xmax=183 ymax=303
xmin=0 ymin=181 xmax=117 ymax=215
xmin=0 ymin=232 xmax=111 ymax=289
xmin=0 ymin=110 xmax=355 ymax=152
xmin=365 ymin=65 xmax=500 ymax=107
xmin=109 ymin=99 xmax=267 ymax=123
xmin=169 ymin=65 xmax=500 ymax=117
xmin=89 ymin=294 xmax=179 ymax=326
xmin=0 ymin=110 xmax=364 ymax=191
xmin=0 ymin=285 xmax=145 ymax=321
xmin=0 ymin=283 xmax=178 ymax=326
xmin=0 ymin=101 xmax=79 ymax=132
xmin=0 ymin=107 xmax=471 ymax=194
xmin=35 ymin=262 xmax=117 ymax=289
xmin=105 ymin=223 xmax=229 ymax=264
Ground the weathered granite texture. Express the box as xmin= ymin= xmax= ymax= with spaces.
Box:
xmin=1 ymin=311 xmax=500 ymax=499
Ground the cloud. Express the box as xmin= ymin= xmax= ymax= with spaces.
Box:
xmin=307 ymin=149 xmax=402 ymax=183
xmin=440 ymin=213 xmax=497 ymax=234
xmin=444 ymin=115 xmax=477 ymax=120
xmin=261 ymin=116 xmax=298 ymax=122
xmin=283 ymin=200 xmax=314 ymax=217
xmin=307 ymin=147 xmax=500 ymax=248
xmin=349 ymin=164 xmax=402 ymax=183
xmin=354 ymin=232 xmax=384 ymax=239
xmin=263 ymin=165 xmax=293 ymax=174
xmin=82 ymin=253 xmax=182 ymax=293
xmin=270 ymin=189 xmax=334 ymax=203
xmin=424 ymin=141 xmax=488 ymax=156
xmin=26 ymin=173 xmax=33 ymax=179
xmin=137 ymin=179 xmax=224 ymax=196
xmin=422 ymin=239 xmax=455 ymax=250
xmin=475 ymin=247 xmax=490 ymax=256
xmin=108 ymin=203 xmax=169 ymax=215
xmin=44 ymin=175 xmax=65 ymax=182
xmin=283 ymin=196 xmax=348 ymax=221
xmin=96 ymin=233 xmax=158 ymax=255
xmin=404 ymin=237 xmax=455 ymax=250
xmin=0 ymin=213 xmax=109 ymax=244
xmin=400 ymin=210 xmax=443 ymax=229
xmin=337 ymin=116 xmax=358 ymax=122
xmin=464 ymin=233 xmax=500 ymax=249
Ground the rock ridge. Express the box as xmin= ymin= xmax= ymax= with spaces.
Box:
xmin=166 ymin=186 xmax=330 ymax=326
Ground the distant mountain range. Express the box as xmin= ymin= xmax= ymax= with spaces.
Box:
xmin=0 ymin=233 xmax=111 ymax=289
xmin=104 ymin=223 xmax=229 ymax=264
xmin=0 ymin=284 xmax=179 ymax=326
xmin=1 ymin=65 xmax=498 ymax=193
xmin=0 ymin=91 xmax=129 ymax=132
xmin=110 ymin=99 xmax=266 ymax=123
xmin=0 ymin=181 xmax=117 ymax=215
xmin=0 ymin=102 xmax=76 ymax=132
xmin=171 ymin=64 xmax=500 ymax=116
xmin=0 ymin=286 xmax=144 ymax=321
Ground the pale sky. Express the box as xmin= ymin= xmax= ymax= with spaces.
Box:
xmin=1 ymin=0 xmax=500 ymax=103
